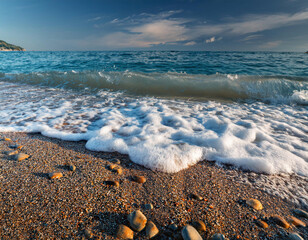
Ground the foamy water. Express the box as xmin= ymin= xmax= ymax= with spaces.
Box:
xmin=0 ymin=51 xmax=307 ymax=205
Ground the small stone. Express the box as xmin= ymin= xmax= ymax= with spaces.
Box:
xmin=211 ymin=233 xmax=226 ymax=240
xmin=9 ymin=144 xmax=23 ymax=149
xmin=127 ymin=210 xmax=147 ymax=232
xmin=192 ymin=220 xmax=206 ymax=232
xmin=144 ymin=203 xmax=153 ymax=210
xmin=146 ymin=221 xmax=159 ymax=238
xmin=190 ymin=193 xmax=203 ymax=201
xmin=6 ymin=150 xmax=19 ymax=156
xmin=104 ymin=180 xmax=120 ymax=187
xmin=115 ymin=168 xmax=123 ymax=175
xmin=288 ymin=233 xmax=304 ymax=240
xmin=110 ymin=158 xmax=121 ymax=164
xmin=246 ymin=198 xmax=263 ymax=210
xmin=4 ymin=137 xmax=12 ymax=141
xmin=107 ymin=164 xmax=117 ymax=170
xmin=290 ymin=216 xmax=306 ymax=227
xmin=271 ymin=215 xmax=290 ymax=228
xmin=69 ymin=164 xmax=76 ymax=171
xmin=256 ymin=220 xmax=268 ymax=229
xmin=116 ymin=225 xmax=134 ymax=239
xmin=132 ymin=175 xmax=146 ymax=184
xmin=181 ymin=225 xmax=202 ymax=240
xmin=14 ymin=153 xmax=29 ymax=161
xmin=85 ymin=229 xmax=93 ymax=239
xmin=49 ymin=172 xmax=63 ymax=179
xmin=293 ymin=209 xmax=308 ymax=219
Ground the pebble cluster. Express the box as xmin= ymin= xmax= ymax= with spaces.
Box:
xmin=0 ymin=135 xmax=307 ymax=239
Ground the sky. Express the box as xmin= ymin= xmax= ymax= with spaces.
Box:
xmin=1 ymin=0 xmax=308 ymax=51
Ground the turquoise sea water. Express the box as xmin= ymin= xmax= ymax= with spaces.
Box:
xmin=0 ymin=51 xmax=307 ymax=178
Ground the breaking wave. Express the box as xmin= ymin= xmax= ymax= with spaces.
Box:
xmin=0 ymin=71 xmax=307 ymax=104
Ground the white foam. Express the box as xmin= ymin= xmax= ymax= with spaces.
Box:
xmin=291 ymin=90 xmax=308 ymax=105
xmin=0 ymin=82 xmax=307 ymax=176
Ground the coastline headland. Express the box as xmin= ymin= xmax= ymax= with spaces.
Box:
xmin=0 ymin=40 xmax=25 ymax=51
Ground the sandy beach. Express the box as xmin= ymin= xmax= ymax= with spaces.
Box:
xmin=0 ymin=132 xmax=307 ymax=239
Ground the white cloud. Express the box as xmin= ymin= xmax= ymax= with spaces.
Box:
xmin=205 ymin=36 xmax=223 ymax=43
xmin=88 ymin=10 xmax=308 ymax=49
xmin=184 ymin=41 xmax=196 ymax=46
xmin=205 ymin=37 xmax=216 ymax=43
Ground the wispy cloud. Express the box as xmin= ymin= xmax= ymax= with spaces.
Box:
xmin=241 ymin=34 xmax=263 ymax=42
xmin=89 ymin=10 xmax=308 ymax=49
xmin=87 ymin=16 xmax=101 ymax=22
xmin=205 ymin=36 xmax=222 ymax=43
xmin=184 ymin=41 xmax=196 ymax=46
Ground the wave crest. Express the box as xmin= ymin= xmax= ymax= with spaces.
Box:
xmin=1 ymin=71 xmax=307 ymax=104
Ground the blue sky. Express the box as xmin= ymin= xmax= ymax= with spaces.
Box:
xmin=1 ymin=0 xmax=308 ymax=51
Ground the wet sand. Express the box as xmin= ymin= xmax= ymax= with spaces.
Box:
xmin=0 ymin=132 xmax=307 ymax=239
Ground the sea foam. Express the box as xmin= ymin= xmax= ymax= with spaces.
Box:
xmin=0 ymin=81 xmax=307 ymax=176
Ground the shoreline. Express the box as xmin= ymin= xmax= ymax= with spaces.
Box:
xmin=0 ymin=132 xmax=307 ymax=239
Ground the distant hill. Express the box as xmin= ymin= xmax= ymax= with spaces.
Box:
xmin=0 ymin=40 xmax=25 ymax=51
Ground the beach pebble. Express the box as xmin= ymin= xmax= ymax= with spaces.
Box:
xmin=192 ymin=220 xmax=206 ymax=232
xmin=115 ymin=167 xmax=123 ymax=175
xmin=110 ymin=158 xmax=121 ymax=164
xmin=146 ymin=221 xmax=159 ymax=238
xmin=271 ymin=215 xmax=290 ymax=228
xmin=69 ymin=164 xmax=76 ymax=171
xmin=9 ymin=144 xmax=23 ymax=149
xmin=293 ymin=209 xmax=308 ymax=219
xmin=255 ymin=220 xmax=268 ymax=229
xmin=104 ymin=180 xmax=120 ymax=187
xmin=107 ymin=163 xmax=117 ymax=170
xmin=181 ymin=225 xmax=202 ymax=240
xmin=190 ymin=193 xmax=203 ymax=201
xmin=6 ymin=150 xmax=19 ymax=156
xmin=144 ymin=203 xmax=153 ymax=210
xmin=211 ymin=233 xmax=226 ymax=240
xmin=288 ymin=233 xmax=304 ymax=240
xmin=132 ymin=175 xmax=146 ymax=184
xmin=14 ymin=153 xmax=29 ymax=161
xmin=49 ymin=172 xmax=63 ymax=179
xmin=116 ymin=225 xmax=134 ymax=239
xmin=127 ymin=210 xmax=147 ymax=232
xmin=290 ymin=216 xmax=306 ymax=227
xmin=246 ymin=198 xmax=263 ymax=210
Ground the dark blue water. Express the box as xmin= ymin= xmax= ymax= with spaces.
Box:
xmin=1 ymin=51 xmax=308 ymax=76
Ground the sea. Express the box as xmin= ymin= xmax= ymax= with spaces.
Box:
xmin=0 ymin=51 xmax=307 ymax=180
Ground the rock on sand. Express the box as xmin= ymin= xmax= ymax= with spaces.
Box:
xmin=181 ymin=225 xmax=202 ymax=240
xmin=246 ymin=198 xmax=263 ymax=210
xmin=116 ymin=225 xmax=134 ymax=239
xmin=146 ymin=221 xmax=159 ymax=238
xmin=127 ymin=210 xmax=147 ymax=232
xmin=14 ymin=153 xmax=29 ymax=161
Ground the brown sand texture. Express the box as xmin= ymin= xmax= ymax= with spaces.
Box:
xmin=0 ymin=132 xmax=307 ymax=239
